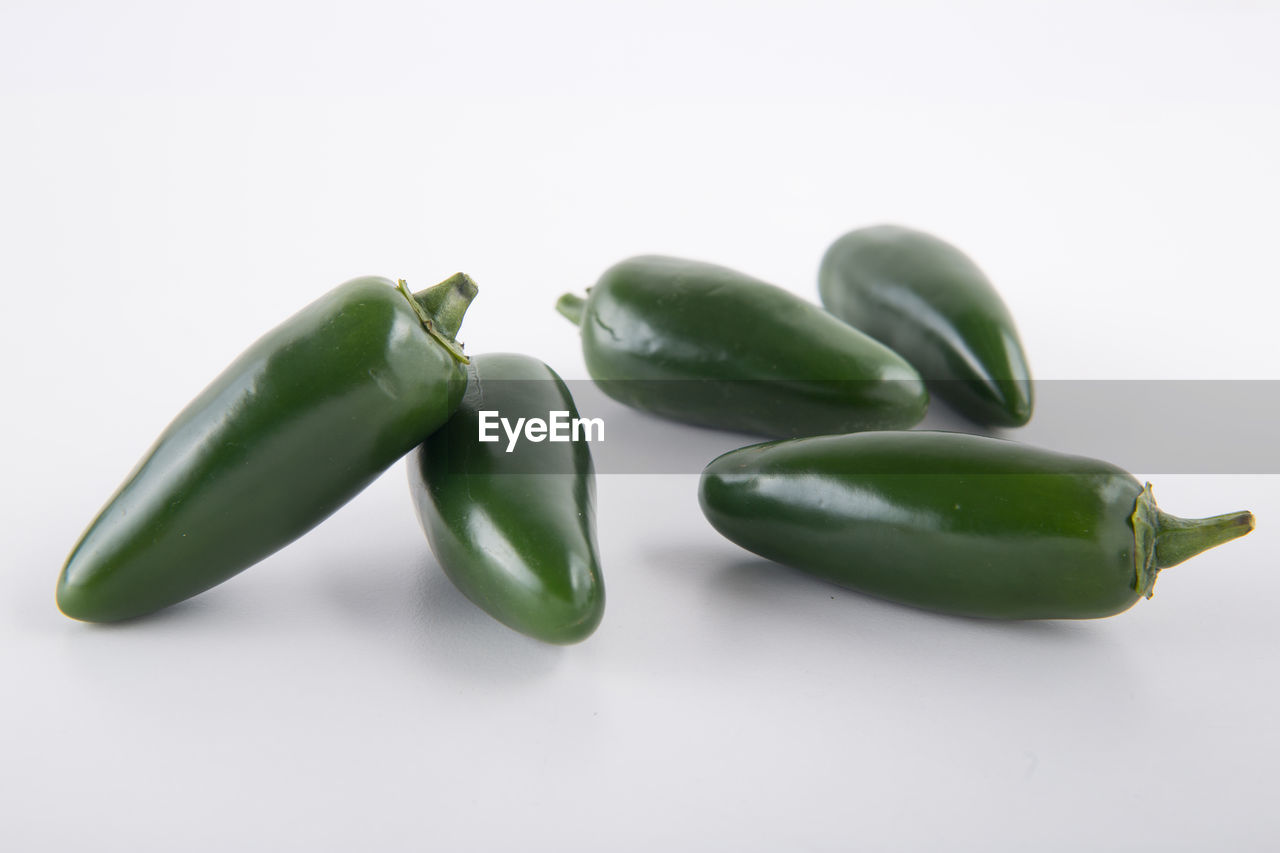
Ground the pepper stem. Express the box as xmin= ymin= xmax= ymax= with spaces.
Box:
xmin=556 ymin=293 xmax=586 ymax=325
xmin=1154 ymin=508 xmax=1256 ymax=570
xmin=413 ymin=273 xmax=478 ymax=340
xmin=397 ymin=273 xmax=477 ymax=364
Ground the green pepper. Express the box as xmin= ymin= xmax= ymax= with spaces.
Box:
xmin=408 ymin=353 xmax=604 ymax=644
xmin=556 ymin=255 xmax=928 ymax=438
xmin=57 ymin=274 xmax=477 ymax=623
xmin=818 ymin=225 xmax=1034 ymax=427
xmin=699 ymin=431 xmax=1254 ymax=619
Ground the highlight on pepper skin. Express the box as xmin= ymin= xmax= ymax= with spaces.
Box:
xmin=698 ymin=431 xmax=1254 ymax=620
xmin=819 ymin=225 xmax=1034 ymax=428
xmin=55 ymin=274 xmax=478 ymax=623
xmin=556 ymin=254 xmax=930 ymax=438
xmin=408 ymin=353 xmax=606 ymax=645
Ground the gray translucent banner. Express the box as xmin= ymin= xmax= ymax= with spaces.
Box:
xmin=431 ymin=380 xmax=1280 ymax=475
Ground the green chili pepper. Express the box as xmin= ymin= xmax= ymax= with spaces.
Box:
xmin=408 ymin=353 xmax=604 ymax=644
xmin=818 ymin=225 xmax=1034 ymax=427
xmin=556 ymin=255 xmax=928 ymax=438
xmin=57 ymin=274 xmax=478 ymax=623
xmin=699 ymin=431 xmax=1254 ymax=619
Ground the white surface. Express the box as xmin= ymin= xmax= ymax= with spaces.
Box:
xmin=2 ymin=2 xmax=1278 ymax=850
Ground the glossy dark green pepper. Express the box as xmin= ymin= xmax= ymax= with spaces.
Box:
xmin=556 ymin=255 xmax=928 ymax=438
xmin=57 ymin=274 xmax=477 ymax=622
xmin=819 ymin=225 xmax=1033 ymax=427
xmin=700 ymin=432 xmax=1254 ymax=619
xmin=408 ymin=353 xmax=604 ymax=644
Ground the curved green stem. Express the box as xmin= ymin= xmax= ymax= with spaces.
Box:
xmin=397 ymin=273 xmax=477 ymax=363
xmin=1131 ymin=483 xmax=1255 ymax=598
xmin=1154 ymin=508 xmax=1256 ymax=570
xmin=556 ymin=293 xmax=586 ymax=326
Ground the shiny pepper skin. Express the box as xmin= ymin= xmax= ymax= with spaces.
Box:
xmin=57 ymin=274 xmax=477 ymax=622
xmin=408 ymin=353 xmax=605 ymax=644
xmin=819 ymin=225 xmax=1034 ymax=427
xmin=557 ymin=255 xmax=928 ymax=438
xmin=700 ymin=431 xmax=1254 ymax=619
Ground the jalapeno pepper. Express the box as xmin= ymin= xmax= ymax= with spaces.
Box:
xmin=408 ymin=353 xmax=604 ymax=644
xmin=556 ymin=255 xmax=928 ymax=438
xmin=818 ymin=225 xmax=1034 ymax=427
xmin=699 ymin=431 xmax=1254 ymax=619
xmin=57 ymin=274 xmax=477 ymax=623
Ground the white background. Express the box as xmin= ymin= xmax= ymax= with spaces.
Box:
xmin=2 ymin=1 xmax=1278 ymax=850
